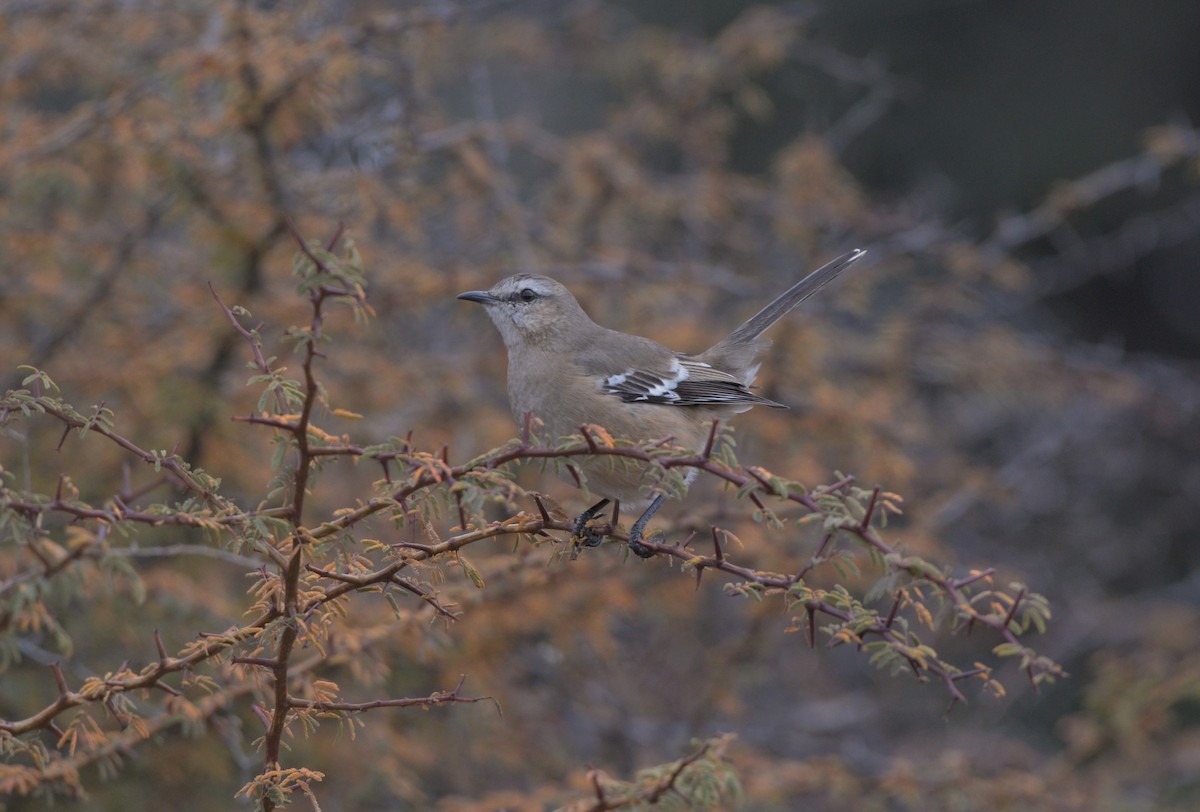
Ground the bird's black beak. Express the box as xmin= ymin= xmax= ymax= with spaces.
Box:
xmin=457 ymin=290 xmax=500 ymax=305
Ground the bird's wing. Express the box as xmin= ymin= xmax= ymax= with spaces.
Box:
xmin=587 ymin=353 xmax=784 ymax=409
xmin=572 ymin=330 xmax=785 ymax=409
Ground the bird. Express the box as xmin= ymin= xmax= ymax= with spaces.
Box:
xmin=457 ymin=248 xmax=865 ymax=557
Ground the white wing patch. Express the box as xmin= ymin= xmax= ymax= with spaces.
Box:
xmin=603 ymin=359 xmax=688 ymax=403
xmin=601 ymin=357 xmax=784 ymax=408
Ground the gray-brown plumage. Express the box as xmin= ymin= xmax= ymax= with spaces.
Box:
xmin=458 ymin=248 xmax=864 ymax=555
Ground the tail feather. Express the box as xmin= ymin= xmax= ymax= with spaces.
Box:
xmin=697 ymin=248 xmax=865 ymax=378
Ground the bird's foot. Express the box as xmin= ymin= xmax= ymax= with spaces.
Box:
xmin=626 ymin=494 xmax=666 ymax=559
xmin=570 ymin=498 xmax=611 ymax=551
xmin=573 ymin=522 xmax=605 ymax=549
xmin=626 ymin=528 xmax=662 ymax=559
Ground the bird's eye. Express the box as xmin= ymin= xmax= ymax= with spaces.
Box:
xmin=518 ymin=288 xmax=538 ymax=303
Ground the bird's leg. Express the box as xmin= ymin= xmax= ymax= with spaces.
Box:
xmin=571 ymin=498 xmax=611 ymax=548
xmin=627 ymin=494 xmax=666 ymax=559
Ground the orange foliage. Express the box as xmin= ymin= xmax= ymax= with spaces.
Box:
xmin=1 ymin=2 xmax=1198 ymax=811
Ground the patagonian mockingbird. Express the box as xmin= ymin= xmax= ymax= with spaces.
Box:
xmin=458 ymin=248 xmax=865 ymax=557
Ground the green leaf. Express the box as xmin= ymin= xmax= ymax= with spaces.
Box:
xmin=18 ymin=366 xmax=59 ymax=392
xmin=992 ymin=642 xmax=1026 ymax=658
xmin=457 ymin=554 xmax=485 ymax=589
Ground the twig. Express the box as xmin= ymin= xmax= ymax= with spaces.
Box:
xmin=288 ymin=675 xmax=499 ymax=716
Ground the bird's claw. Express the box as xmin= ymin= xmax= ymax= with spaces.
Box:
xmin=570 ymin=498 xmax=611 ymax=555
xmin=627 ymin=530 xmax=660 ymax=559
xmin=625 ymin=494 xmax=666 ymax=560
xmin=571 ymin=520 xmax=605 ymax=549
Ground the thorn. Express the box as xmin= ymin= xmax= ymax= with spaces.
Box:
xmin=454 ymin=489 xmax=468 ymax=531
xmin=52 ymin=663 xmax=69 ymax=696
xmin=55 ymin=475 xmax=65 ymax=502
xmin=579 ymin=424 xmax=598 ymax=453
xmin=285 ymin=215 xmax=304 ymax=246
xmin=1003 ymin=588 xmax=1026 ymax=630
xmin=325 ymin=221 xmax=345 ymax=251
xmin=710 ymin=526 xmax=725 ymax=563
xmin=702 ymin=418 xmax=720 ymax=459
xmin=155 ymin=629 xmax=168 ymax=662
xmin=105 ymin=696 xmax=129 ymax=730
xmin=521 ymin=411 xmax=533 ymax=446
xmin=251 ymin=703 xmax=272 ymax=729
xmin=590 ymin=768 xmax=608 ymax=803
xmin=566 ymin=464 xmax=583 ymax=488
xmin=532 ymin=494 xmax=552 ymax=525
xmin=860 ymin=486 xmax=881 ymax=530
xmin=56 ymin=424 xmax=71 ymax=452
xmin=694 ymin=566 xmax=704 ymax=591
xmin=813 ymin=476 xmax=856 ymax=497
xmin=884 ymin=593 xmax=902 ymax=630
xmin=610 ymin=500 xmax=621 ymax=528
xmin=806 ymin=605 xmax=817 ymax=648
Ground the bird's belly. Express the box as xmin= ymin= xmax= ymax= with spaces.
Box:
xmin=506 ymin=364 xmax=707 ymax=504
xmin=567 ymin=458 xmax=698 ymax=508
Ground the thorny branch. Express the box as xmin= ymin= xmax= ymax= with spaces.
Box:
xmin=287 ymin=674 xmax=499 ymax=715
xmin=3 ymin=3 xmax=1156 ymax=805
xmin=0 ymin=618 xmax=461 ymax=793
xmin=581 ymin=734 xmax=735 ymax=812
xmin=241 ymin=219 xmax=359 ymax=809
xmin=0 ymin=401 xmax=1059 ymax=741
xmin=1 ymin=214 xmax=1062 ymax=801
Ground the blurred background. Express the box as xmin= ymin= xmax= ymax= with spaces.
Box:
xmin=1 ymin=1 xmax=1198 ymax=809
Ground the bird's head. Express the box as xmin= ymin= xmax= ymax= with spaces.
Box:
xmin=457 ymin=274 xmax=594 ymax=348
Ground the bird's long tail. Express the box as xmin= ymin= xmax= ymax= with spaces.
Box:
xmin=698 ymin=248 xmax=865 ymax=373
